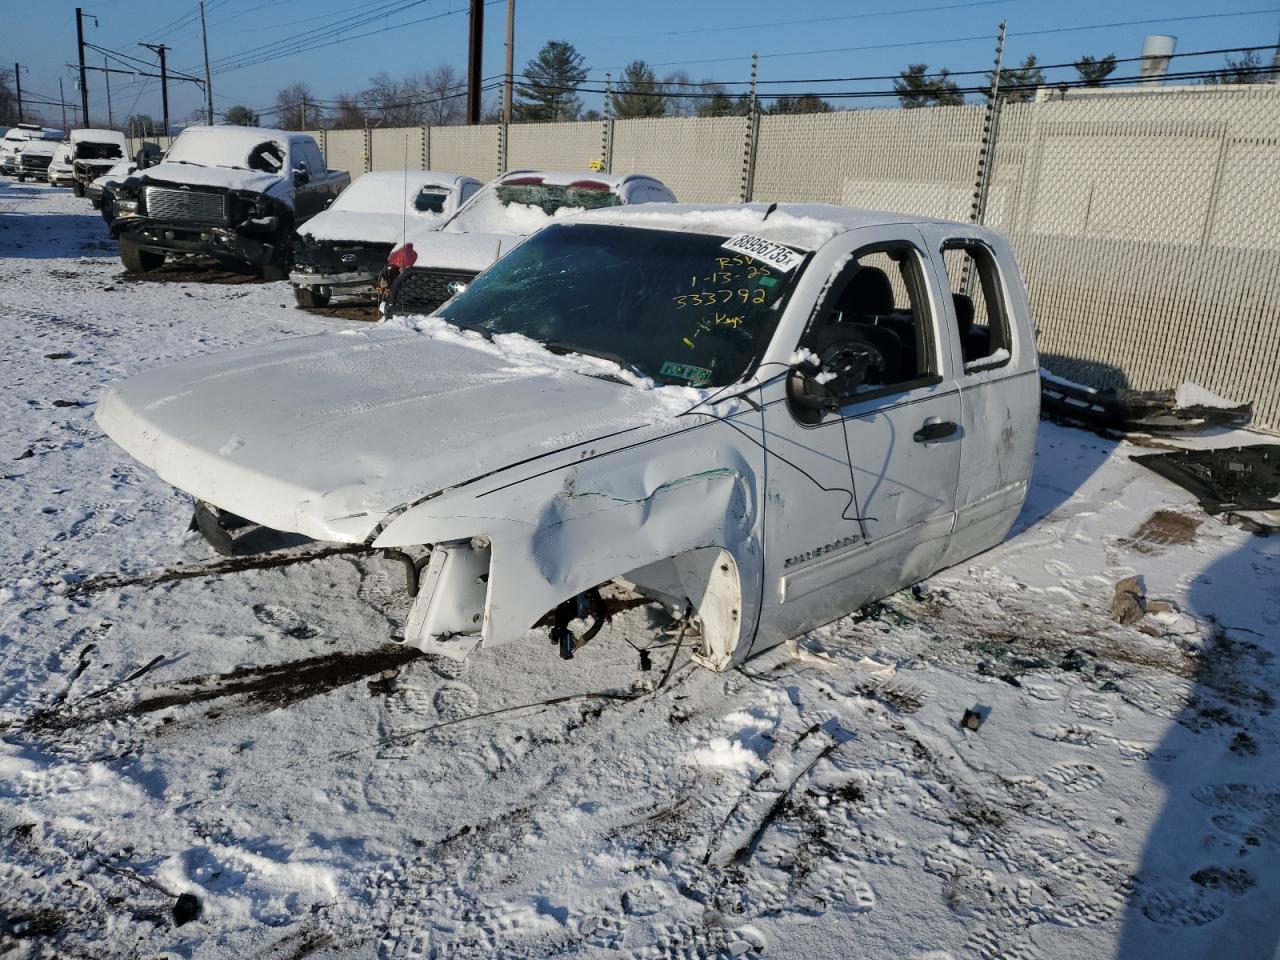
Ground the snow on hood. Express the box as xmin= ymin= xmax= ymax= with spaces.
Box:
xmin=17 ymin=142 xmax=58 ymax=157
xmin=92 ymin=161 xmax=136 ymax=189
xmin=396 ymin=230 xmax=524 ymax=272
xmin=136 ymin=162 xmax=282 ymax=193
xmin=298 ymin=210 xmax=444 ymax=245
xmin=95 ymin=324 xmax=711 ymax=544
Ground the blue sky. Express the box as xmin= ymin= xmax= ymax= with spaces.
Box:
xmin=9 ymin=0 xmax=1280 ymax=128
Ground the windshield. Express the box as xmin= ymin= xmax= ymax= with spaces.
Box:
xmin=437 ymin=223 xmax=804 ymax=388
xmin=164 ymin=129 xmax=286 ymax=172
xmin=445 ymin=181 xmax=621 ymax=235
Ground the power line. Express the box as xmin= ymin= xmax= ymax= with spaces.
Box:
xmin=597 ymin=6 xmax=1280 ymax=71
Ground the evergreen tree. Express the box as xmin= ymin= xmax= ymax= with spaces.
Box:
xmin=515 ymin=40 xmax=588 ymax=122
xmin=223 ymin=105 xmax=259 ymax=126
xmin=770 ymin=94 xmax=833 ymax=115
xmin=1073 ymin=54 xmax=1117 ymax=86
xmin=986 ymin=55 xmax=1044 ymax=102
xmin=1203 ymin=50 xmax=1267 ymax=85
xmin=894 ymin=64 xmax=963 ymax=108
xmin=610 ymin=60 xmax=666 ymax=118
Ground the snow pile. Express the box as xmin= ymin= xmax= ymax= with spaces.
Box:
xmin=1175 ymin=381 xmax=1243 ymax=410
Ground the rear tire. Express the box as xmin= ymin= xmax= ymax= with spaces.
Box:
xmin=293 ymin=285 xmax=330 ymax=308
xmin=120 ymin=238 xmax=165 ymax=273
xmin=90 ymin=197 xmax=101 ymax=210
xmin=72 ymin=180 xmax=84 ymax=197
xmin=16 ymin=174 xmax=24 ymax=183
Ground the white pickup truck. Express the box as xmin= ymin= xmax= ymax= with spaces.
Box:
xmin=97 ymin=204 xmax=1038 ymax=671
xmin=108 ymin=126 xmax=349 ymax=279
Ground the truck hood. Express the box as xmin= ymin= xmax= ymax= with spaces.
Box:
xmin=136 ymin=162 xmax=283 ymax=194
xmin=298 ymin=209 xmax=444 ymax=245
xmin=96 ymin=326 xmax=675 ymax=543
xmin=399 ymin=230 xmax=524 ymax=274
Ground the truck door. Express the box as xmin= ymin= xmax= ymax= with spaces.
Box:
xmin=919 ymin=225 xmax=1039 ymax=567
xmin=754 ymin=230 xmax=962 ymax=646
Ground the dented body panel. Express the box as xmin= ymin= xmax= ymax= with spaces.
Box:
xmin=97 ymin=203 xmax=1038 ymax=671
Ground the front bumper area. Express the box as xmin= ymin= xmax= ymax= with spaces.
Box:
xmin=289 ymin=268 xmax=379 ymax=296
xmin=114 ymin=217 xmax=281 ymax=265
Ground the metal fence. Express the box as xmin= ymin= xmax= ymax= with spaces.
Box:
xmin=124 ymin=86 xmax=1280 ymax=428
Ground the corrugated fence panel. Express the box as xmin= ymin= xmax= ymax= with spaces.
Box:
xmin=610 ymin=116 xmax=744 ymax=203
xmin=990 ymin=87 xmax=1280 ymax=428
xmin=370 ymin=127 xmax=425 ymax=172
xmin=753 ymin=105 xmax=985 ymax=218
xmin=429 ymin=125 xmax=502 ymax=182
xmin=507 ymin=121 xmax=602 ymax=173
xmin=324 ymin=129 xmax=367 ymax=179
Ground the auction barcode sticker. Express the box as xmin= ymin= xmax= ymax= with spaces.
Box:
xmin=721 ymin=233 xmax=805 ymax=273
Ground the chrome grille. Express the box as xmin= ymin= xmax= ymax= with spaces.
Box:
xmin=144 ymin=186 xmax=227 ymax=224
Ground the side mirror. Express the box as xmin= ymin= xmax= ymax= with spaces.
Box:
xmin=292 ymin=161 xmax=311 ymax=186
xmin=786 ymin=338 xmax=880 ymax=422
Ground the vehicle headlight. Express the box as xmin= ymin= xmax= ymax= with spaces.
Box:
xmin=114 ymin=197 xmax=139 ymax=217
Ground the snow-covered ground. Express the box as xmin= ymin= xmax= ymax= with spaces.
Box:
xmin=2 ymin=180 xmax=1278 ymax=960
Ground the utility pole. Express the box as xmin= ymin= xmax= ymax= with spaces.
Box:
xmin=104 ymin=57 xmax=113 ymax=127
xmin=199 ymin=0 xmax=214 ymax=124
xmin=76 ymin=7 xmax=90 ymax=126
xmin=13 ymin=64 xmax=21 ymax=122
xmin=502 ymin=0 xmax=515 ymax=124
xmin=141 ymin=43 xmax=170 ymax=135
xmin=467 ymin=0 xmax=483 ymax=124
xmin=59 ymin=77 xmax=68 ymax=131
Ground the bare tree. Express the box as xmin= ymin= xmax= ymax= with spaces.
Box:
xmin=328 ymin=94 xmax=369 ymax=130
xmin=274 ymin=81 xmax=314 ymax=130
xmin=418 ymin=65 xmax=467 ymax=125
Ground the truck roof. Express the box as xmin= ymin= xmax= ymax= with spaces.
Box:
xmin=568 ymin=202 xmax=993 ymax=250
xmin=178 ymin=124 xmax=312 ymax=142
xmin=71 ymin=128 xmax=128 ymax=145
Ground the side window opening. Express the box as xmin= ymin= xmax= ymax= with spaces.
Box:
xmin=414 ymin=189 xmax=448 ymax=213
xmin=799 ymin=242 xmax=937 ymax=401
xmin=940 ymin=240 xmax=1012 ymax=371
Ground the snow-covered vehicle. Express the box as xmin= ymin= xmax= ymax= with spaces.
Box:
xmin=89 ymin=160 xmax=137 ymax=216
xmin=14 ymin=140 xmax=58 ymax=183
xmin=384 ymin=169 xmax=676 ymax=315
xmin=68 ymin=129 xmax=128 ymax=197
xmin=290 ymin=170 xmax=481 ymax=308
xmin=96 ymin=204 xmax=1038 ymax=671
xmin=46 ymin=143 xmax=75 ymax=187
xmin=109 ymin=125 xmax=349 ymax=279
xmin=1 ymin=123 xmax=64 ymax=175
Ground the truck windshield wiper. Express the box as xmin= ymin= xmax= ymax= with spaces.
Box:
xmin=541 ymin=341 xmax=647 ymax=379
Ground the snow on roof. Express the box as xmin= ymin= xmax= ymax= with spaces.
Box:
xmin=178 ymin=123 xmax=300 ymax=141
xmin=70 ymin=128 xmax=127 ymax=145
xmin=568 ymin=202 xmax=966 ymax=249
xmin=497 ymin=169 xmax=640 ymax=189
xmin=344 ymin=169 xmax=475 ymax=195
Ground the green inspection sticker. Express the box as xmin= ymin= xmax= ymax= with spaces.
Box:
xmin=758 ymin=275 xmax=778 ymax=287
xmin=660 ymin=360 xmax=713 ymax=385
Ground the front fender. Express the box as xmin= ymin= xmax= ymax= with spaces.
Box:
xmin=372 ymin=433 xmax=766 ymax=668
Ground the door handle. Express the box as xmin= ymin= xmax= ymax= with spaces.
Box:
xmin=914 ymin=419 xmax=958 ymax=443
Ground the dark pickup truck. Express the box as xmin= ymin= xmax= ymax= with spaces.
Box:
xmin=109 ymin=126 xmax=348 ymax=279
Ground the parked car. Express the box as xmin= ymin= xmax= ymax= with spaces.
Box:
xmin=69 ymin=129 xmax=129 ymax=197
xmin=1 ymin=123 xmax=65 ymax=175
xmin=47 ymin=143 xmax=76 ymax=187
xmin=290 ymin=170 xmax=481 ymax=308
xmin=109 ymin=125 xmax=349 ymax=279
xmin=15 ymin=140 xmax=58 ymax=182
xmin=383 ymin=170 xmax=676 ymax=315
xmin=89 ymin=159 xmax=136 ymax=214
xmin=96 ymin=203 xmax=1038 ymax=671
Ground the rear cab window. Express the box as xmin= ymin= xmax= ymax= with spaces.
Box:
xmin=939 ymin=239 xmax=1013 ymax=373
